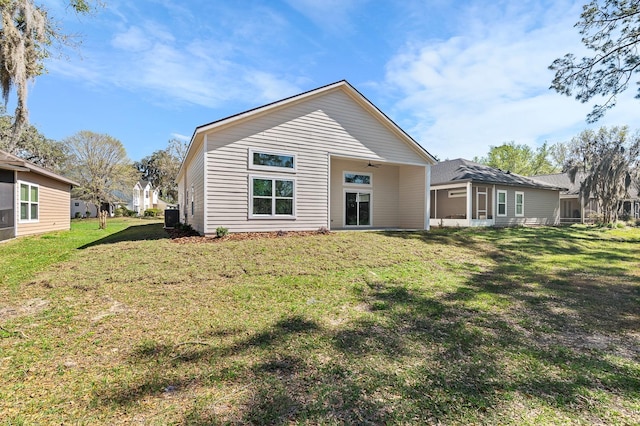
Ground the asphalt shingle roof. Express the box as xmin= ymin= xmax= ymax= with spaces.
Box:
xmin=431 ymin=158 xmax=565 ymax=190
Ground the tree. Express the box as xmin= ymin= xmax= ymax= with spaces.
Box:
xmin=473 ymin=141 xmax=559 ymax=175
xmin=134 ymin=138 xmax=187 ymax=203
xmin=64 ymin=130 xmax=138 ymax=215
xmin=0 ymin=107 xmax=67 ymax=170
xmin=0 ymin=0 xmax=97 ymax=145
xmin=549 ymin=0 xmax=640 ymax=122
xmin=565 ymin=125 xmax=640 ymax=223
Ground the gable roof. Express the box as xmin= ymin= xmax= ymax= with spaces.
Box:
xmin=431 ymin=158 xmax=565 ymax=191
xmin=535 ymin=172 xmax=640 ymax=198
xmin=177 ymin=80 xmax=436 ymax=180
xmin=0 ymin=149 xmax=78 ymax=186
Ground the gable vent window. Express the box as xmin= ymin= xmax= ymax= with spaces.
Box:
xmin=448 ymin=189 xmax=467 ymax=198
xmin=344 ymin=172 xmax=372 ymax=186
xmin=249 ymin=149 xmax=296 ymax=172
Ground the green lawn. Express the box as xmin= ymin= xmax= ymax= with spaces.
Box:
xmin=0 ymin=221 xmax=638 ymax=424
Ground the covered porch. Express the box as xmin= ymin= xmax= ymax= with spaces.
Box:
xmin=329 ymin=156 xmax=429 ymax=230
xmin=429 ymin=182 xmax=495 ymax=227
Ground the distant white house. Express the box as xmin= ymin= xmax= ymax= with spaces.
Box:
xmin=129 ymin=180 xmax=176 ymax=215
xmin=131 ymin=180 xmax=157 ymax=215
xmin=71 ymin=180 xmax=174 ymax=218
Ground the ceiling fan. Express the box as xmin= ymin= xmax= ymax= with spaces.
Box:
xmin=366 ymin=161 xmax=381 ymax=168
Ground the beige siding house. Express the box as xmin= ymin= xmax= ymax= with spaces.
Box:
xmin=177 ymin=81 xmax=436 ymax=235
xmin=430 ymin=159 xmax=564 ymax=227
xmin=0 ymin=150 xmax=78 ymax=242
xmin=534 ymin=172 xmax=640 ymax=223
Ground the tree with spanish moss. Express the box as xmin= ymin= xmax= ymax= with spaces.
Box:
xmin=565 ymin=126 xmax=640 ymax=223
xmin=0 ymin=0 xmax=98 ymax=147
xmin=549 ymin=1 xmax=640 ymax=122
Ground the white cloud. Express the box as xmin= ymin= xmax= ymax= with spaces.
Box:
xmin=50 ymin=12 xmax=302 ymax=110
xmin=383 ymin=0 xmax=638 ymax=160
xmin=284 ymin=0 xmax=366 ymax=33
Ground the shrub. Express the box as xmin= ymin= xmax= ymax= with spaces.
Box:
xmin=216 ymin=226 xmax=229 ymax=238
xmin=74 ymin=212 xmax=82 ymax=219
xmin=144 ymin=208 xmax=162 ymax=217
xmin=115 ymin=207 xmax=136 ymax=217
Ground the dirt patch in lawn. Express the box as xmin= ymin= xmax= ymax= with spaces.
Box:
xmin=167 ymin=229 xmax=330 ymax=244
xmin=0 ymin=297 xmax=49 ymax=322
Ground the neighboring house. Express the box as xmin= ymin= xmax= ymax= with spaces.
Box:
xmin=0 ymin=150 xmax=78 ymax=242
xmin=70 ymin=199 xmax=98 ymax=218
xmin=534 ymin=172 xmax=640 ymax=223
xmin=130 ymin=180 xmax=158 ymax=215
xmin=430 ymin=159 xmax=565 ymax=227
xmin=71 ymin=189 xmax=132 ymax=218
xmin=176 ymin=80 xmax=437 ymax=235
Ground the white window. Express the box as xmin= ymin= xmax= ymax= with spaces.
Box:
xmin=250 ymin=176 xmax=295 ymax=218
xmin=497 ymin=190 xmax=507 ymax=217
xmin=19 ymin=182 xmax=39 ymax=222
xmin=249 ymin=148 xmax=296 ymax=172
xmin=343 ymin=171 xmax=372 ymax=186
xmin=515 ymin=191 xmax=524 ymax=217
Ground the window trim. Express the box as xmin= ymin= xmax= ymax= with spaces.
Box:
xmin=497 ymin=190 xmax=507 ymax=217
xmin=515 ymin=191 xmax=524 ymax=217
xmin=248 ymin=148 xmax=297 ymax=173
xmin=343 ymin=171 xmax=372 ymax=187
xmin=343 ymin=189 xmax=373 ymax=227
xmin=18 ymin=181 xmax=39 ymax=223
xmin=248 ymin=175 xmax=297 ymax=219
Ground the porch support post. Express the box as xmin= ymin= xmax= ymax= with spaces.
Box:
xmin=492 ymin=185 xmax=496 ymax=222
xmin=466 ymin=181 xmax=472 ymax=226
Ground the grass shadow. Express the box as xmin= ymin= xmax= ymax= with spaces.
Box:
xmin=78 ymin=223 xmax=168 ymax=249
xmin=89 ymin=226 xmax=640 ymax=424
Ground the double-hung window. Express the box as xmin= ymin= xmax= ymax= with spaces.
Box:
xmin=497 ymin=190 xmax=507 ymax=217
xmin=515 ymin=191 xmax=524 ymax=217
xmin=250 ymin=176 xmax=295 ymax=217
xmin=19 ymin=182 xmax=39 ymax=222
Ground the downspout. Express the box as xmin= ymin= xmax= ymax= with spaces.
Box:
xmin=425 ymin=164 xmax=431 ymax=231
xmin=492 ymin=185 xmax=496 ymax=225
xmin=327 ymin=153 xmax=331 ymax=230
xmin=203 ymin=135 xmax=208 ymax=236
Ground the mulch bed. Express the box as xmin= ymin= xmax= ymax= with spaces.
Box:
xmin=166 ymin=228 xmax=330 ymax=244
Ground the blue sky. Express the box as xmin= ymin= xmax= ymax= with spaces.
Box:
xmin=16 ymin=0 xmax=638 ymax=161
